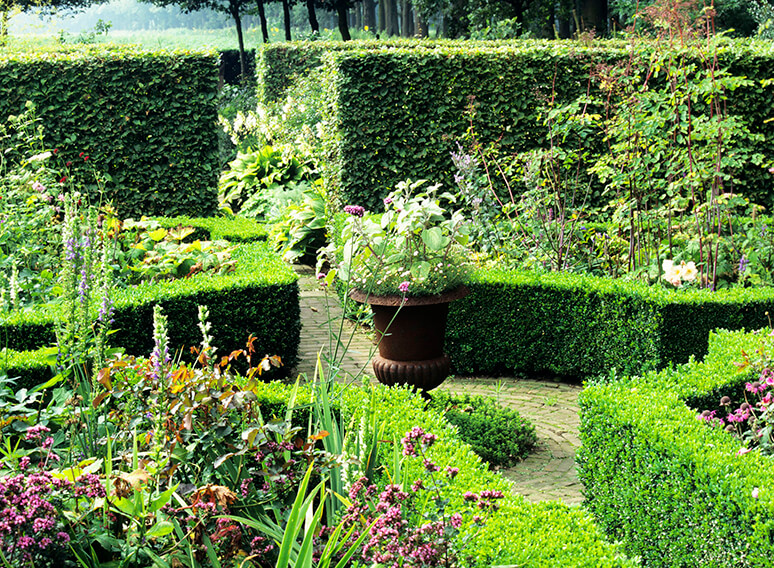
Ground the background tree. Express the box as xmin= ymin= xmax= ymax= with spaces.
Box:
xmin=318 ymin=0 xmax=359 ymax=40
xmin=143 ymin=0 xmax=259 ymax=78
xmin=2 ymin=0 xmax=101 ymax=40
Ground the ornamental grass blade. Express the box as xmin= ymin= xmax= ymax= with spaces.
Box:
xmin=277 ymin=463 xmax=322 ymax=568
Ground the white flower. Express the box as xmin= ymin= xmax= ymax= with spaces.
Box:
xmin=682 ymin=261 xmax=698 ymax=282
xmin=662 ymin=259 xmax=682 ymax=286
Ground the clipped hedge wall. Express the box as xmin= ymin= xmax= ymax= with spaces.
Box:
xmin=0 ymin=347 xmax=55 ymax=392
xmin=0 ymin=242 xmax=300 ymax=369
xmin=0 ymin=45 xmax=220 ymax=218
xmin=446 ymin=267 xmax=774 ymax=377
xmin=242 ymin=379 xmax=635 ymax=567
xmin=257 ymin=39 xmax=455 ymax=103
xmin=154 ymin=216 xmax=269 ymax=243
xmin=577 ymin=329 xmax=774 ymax=567
xmin=259 ymin=39 xmax=774 ymax=210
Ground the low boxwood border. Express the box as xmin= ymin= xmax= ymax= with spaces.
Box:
xmin=0 ymin=347 xmax=55 ymax=392
xmin=446 ymin=267 xmax=774 ymax=377
xmin=245 ymin=379 xmax=635 ymax=567
xmin=577 ymin=329 xmax=774 ymax=567
xmin=0 ymin=242 xmax=300 ymax=370
xmin=153 ymin=216 xmax=269 ymax=243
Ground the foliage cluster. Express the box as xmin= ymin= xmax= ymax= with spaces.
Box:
xmin=0 ymin=241 xmax=301 ymax=370
xmin=331 ymin=179 xmax=473 ymax=297
xmin=578 ymin=328 xmax=774 ymax=567
xmin=0 ymin=44 xmax=221 ymax=218
xmin=427 ymin=390 xmax=537 ymax=468
xmin=0 ymin=327 xmax=635 ymax=567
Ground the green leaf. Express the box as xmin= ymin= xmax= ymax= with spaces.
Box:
xmin=145 ymin=520 xmax=174 ymax=539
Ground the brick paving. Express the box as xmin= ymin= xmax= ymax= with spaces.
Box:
xmin=292 ymin=266 xmax=585 ymax=506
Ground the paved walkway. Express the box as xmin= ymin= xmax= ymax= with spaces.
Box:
xmin=292 ymin=266 xmax=584 ymax=506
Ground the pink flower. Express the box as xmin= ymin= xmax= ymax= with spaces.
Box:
xmin=344 ymin=205 xmax=365 ymax=217
xmin=399 ymin=281 xmax=410 ymax=294
xmin=752 ymin=487 xmax=760 ymax=499
xmin=737 ymin=447 xmax=752 ymax=456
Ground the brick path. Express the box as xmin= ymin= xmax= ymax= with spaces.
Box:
xmin=293 ymin=267 xmax=584 ymax=506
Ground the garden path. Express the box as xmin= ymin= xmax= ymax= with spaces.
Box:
xmin=292 ymin=266 xmax=584 ymax=506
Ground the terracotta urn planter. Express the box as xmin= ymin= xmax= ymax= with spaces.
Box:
xmin=350 ymin=286 xmax=469 ymax=392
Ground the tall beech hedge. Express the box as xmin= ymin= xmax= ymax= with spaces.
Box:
xmin=0 ymin=242 xmax=300 ymax=369
xmin=261 ymin=39 xmax=774 ymax=210
xmin=445 ymin=267 xmax=774 ymax=378
xmin=578 ymin=329 xmax=774 ymax=566
xmin=0 ymin=45 xmax=220 ymax=217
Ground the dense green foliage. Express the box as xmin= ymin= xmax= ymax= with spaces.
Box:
xmin=0 ymin=45 xmax=220 ymax=217
xmin=154 ymin=215 xmax=269 ymax=242
xmin=577 ymin=329 xmax=774 ymax=567
xmin=446 ymin=266 xmax=774 ymax=377
xmin=0 ymin=347 xmax=54 ymax=391
xmin=0 ymin=242 xmax=301 ymax=368
xmin=259 ymin=39 xmax=774 ymax=210
xmin=257 ymin=39 xmax=447 ymax=103
xmin=218 ymin=380 xmax=635 ymax=567
xmin=428 ymin=390 xmax=537 ymax=467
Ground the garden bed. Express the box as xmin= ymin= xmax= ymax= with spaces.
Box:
xmin=0 ymin=241 xmax=300 ymax=384
xmin=237 ymin=380 xmax=637 ymax=567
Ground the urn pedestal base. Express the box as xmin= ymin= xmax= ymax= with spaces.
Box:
xmin=371 ymin=354 xmax=451 ymax=392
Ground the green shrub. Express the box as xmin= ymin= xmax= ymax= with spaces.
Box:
xmin=153 ymin=216 xmax=269 ymax=243
xmin=0 ymin=242 xmax=300 ymax=369
xmin=446 ymin=266 xmax=774 ymax=377
xmin=257 ymin=39 xmax=447 ymax=103
xmin=0 ymin=45 xmax=220 ymax=218
xmin=428 ymin=390 xmax=537 ymax=467
xmin=0 ymin=347 xmax=54 ymax=392
xmin=244 ymin=379 xmax=635 ymax=567
xmin=578 ymin=329 xmax=774 ymax=567
xmin=261 ymin=39 xmax=774 ymax=210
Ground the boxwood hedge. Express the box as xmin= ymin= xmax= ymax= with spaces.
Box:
xmin=446 ymin=267 xmax=774 ymax=378
xmin=577 ymin=329 xmax=774 ymax=567
xmin=153 ymin=215 xmax=269 ymax=243
xmin=241 ymin=379 xmax=636 ymax=567
xmin=0 ymin=45 xmax=220 ymax=218
xmin=0 ymin=241 xmax=300 ymax=371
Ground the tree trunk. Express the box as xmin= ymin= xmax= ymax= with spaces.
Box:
xmin=257 ymin=0 xmax=270 ymax=43
xmin=337 ymin=0 xmax=352 ymax=40
xmin=384 ymin=0 xmax=399 ymax=36
xmin=307 ymin=0 xmax=319 ymax=33
xmin=231 ymin=7 xmax=248 ymax=80
xmin=579 ymin=0 xmax=607 ymax=35
xmin=413 ymin=8 xmax=427 ymax=37
xmin=378 ymin=0 xmax=386 ymax=32
xmin=354 ymin=3 xmax=363 ymax=30
xmin=282 ymin=0 xmax=292 ymax=40
xmin=364 ymin=0 xmax=376 ymax=31
xmin=401 ymin=0 xmax=412 ymax=36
